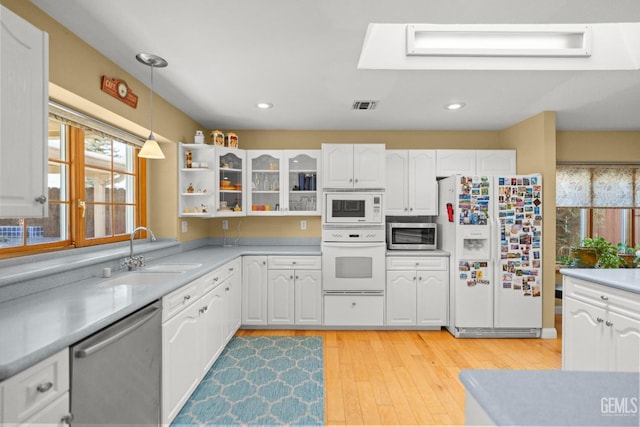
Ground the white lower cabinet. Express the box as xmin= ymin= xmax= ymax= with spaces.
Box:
xmin=267 ymin=256 xmax=322 ymax=325
xmin=162 ymin=260 xmax=241 ymax=424
xmin=386 ymin=256 xmax=449 ymax=328
xmin=324 ymin=294 xmax=384 ymax=326
xmin=242 ymin=256 xmax=268 ymax=325
xmin=0 ymin=348 xmax=70 ymax=427
xmin=562 ymin=275 xmax=640 ymax=372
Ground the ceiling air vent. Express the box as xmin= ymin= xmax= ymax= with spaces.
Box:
xmin=352 ymin=100 xmax=378 ymax=110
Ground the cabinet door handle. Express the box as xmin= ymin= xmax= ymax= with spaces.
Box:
xmin=290 ymin=275 xmax=294 ymax=279
xmin=263 ymin=261 xmax=266 ymax=265
xmin=605 ymin=320 xmax=613 ymax=327
xmin=418 ymin=277 xmax=422 ymax=281
xmin=600 ymin=295 xmax=609 ymax=301
xmin=225 ymin=287 xmax=230 ymax=292
xmin=295 ymin=275 xmax=299 ymax=280
xmin=413 ymin=276 xmax=416 ymax=280
xmin=35 ymin=195 xmax=47 ymax=204
xmin=36 ymin=381 xmax=53 ymax=393
xmin=596 ymin=317 xmax=604 ymax=323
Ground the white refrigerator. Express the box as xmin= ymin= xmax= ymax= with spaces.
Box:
xmin=437 ymin=174 xmax=543 ymax=338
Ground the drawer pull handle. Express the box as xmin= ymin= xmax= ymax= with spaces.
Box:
xmin=351 ymin=302 xmax=357 ymax=307
xmin=605 ymin=320 xmax=614 ymax=327
xmin=596 ymin=317 xmax=604 ymax=323
xmin=61 ymin=413 xmax=74 ymax=424
xmin=37 ymin=382 xmax=53 ymax=393
xmin=214 ymin=277 xmax=219 ymax=282
xmin=229 ymin=267 xmax=234 ymax=271
xmin=184 ymin=295 xmax=191 ymax=301
xmin=225 ymin=287 xmax=230 ymax=292
xmin=292 ymin=261 xmax=296 ymax=265
xmin=600 ymin=295 xmax=609 ymax=301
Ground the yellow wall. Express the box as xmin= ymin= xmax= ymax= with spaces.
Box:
xmin=499 ymin=112 xmax=557 ymax=330
xmin=557 ymin=131 xmax=640 ymax=163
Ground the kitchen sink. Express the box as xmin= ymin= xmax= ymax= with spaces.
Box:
xmin=143 ymin=263 xmax=202 ymax=272
xmin=98 ymin=271 xmax=183 ymax=286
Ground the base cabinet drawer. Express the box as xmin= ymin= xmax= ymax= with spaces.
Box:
xmin=324 ymin=295 xmax=384 ymax=326
xmin=1 ymin=348 xmax=69 ymax=426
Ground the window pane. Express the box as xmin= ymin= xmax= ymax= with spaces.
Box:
xmin=85 ymin=134 xmax=112 ymax=169
xmin=48 ymin=120 xmax=65 ymax=161
xmin=26 ymin=204 xmax=67 ymax=244
xmin=114 ymin=205 xmax=134 ymax=235
xmin=592 ymin=208 xmax=625 ymax=244
xmin=110 ymin=173 xmax=135 ymax=204
xmin=556 ymin=207 xmax=583 ymax=258
xmin=592 ymin=168 xmax=633 ymax=208
xmin=48 ymin=163 xmax=68 ymax=200
xmin=85 ymin=204 xmax=112 ymax=239
xmin=0 ymin=219 xmax=24 ymax=248
xmin=85 ymin=167 xmax=112 ymax=202
xmin=113 ymin=140 xmax=133 ymax=173
xmin=634 ymin=209 xmax=640 ymax=247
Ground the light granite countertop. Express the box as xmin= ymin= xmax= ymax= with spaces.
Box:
xmin=560 ymin=268 xmax=640 ymax=294
xmin=0 ymin=245 xmax=320 ymax=381
xmin=460 ymin=369 xmax=640 ymax=426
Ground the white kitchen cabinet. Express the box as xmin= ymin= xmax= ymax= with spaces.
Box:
xmin=162 ymin=260 xmax=241 ymax=424
xmin=324 ymin=294 xmax=384 ymax=326
xmin=0 ymin=6 xmax=48 ymax=218
xmin=386 ymin=256 xmax=449 ymax=328
xmin=562 ymin=275 xmax=640 ymax=372
xmin=476 ymin=150 xmax=517 ymax=175
xmin=0 ymin=348 xmax=70 ymax=427
xmin=216 ymin=147 xmax=246 ymax=216
xmin=322 ymin=144 xmax=385 ymax=189
xmin=267 ymin=256 xmax=322 ymax=325
xmin=436 ymin=149 xmax=516 ymax=177
xmin=222 ymin=258 xmax=242 ymax=341
xmin=162 ymin=296 xmax=201 ymax=424
xmin=386 ymin=150 xmax=437 ymax=216
xmin=247 ymin=150 xmax=321 ymax=216
xmin=178 ymin=142 xmax=216 ymax=217
xmin=242 ymin=256 xmax=268 ymax=325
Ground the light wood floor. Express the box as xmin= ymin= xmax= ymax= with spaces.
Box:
xmin=237 ymin=315 xmax=562 ymax=426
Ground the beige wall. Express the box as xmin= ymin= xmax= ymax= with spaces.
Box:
xmin=557 ymin=131 xmax=640 ymax=163
xmin=499 ymin=112 xmax=557 ymax=330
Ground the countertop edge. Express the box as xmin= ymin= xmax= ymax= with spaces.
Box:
xmin=560 ymin=268 xmax=640 ymax=294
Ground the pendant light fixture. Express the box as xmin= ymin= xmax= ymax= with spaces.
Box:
xmin=136 ymin=53 xmax=168 ymax=159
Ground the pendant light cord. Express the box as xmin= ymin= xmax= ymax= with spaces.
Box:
xmin=149 ymin=65 xmax=154 ymax=137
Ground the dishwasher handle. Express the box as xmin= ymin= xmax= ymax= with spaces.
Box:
xmin=74 ymin=302 xmax=161 ymax=359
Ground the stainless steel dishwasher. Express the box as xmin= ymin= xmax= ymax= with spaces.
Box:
xmin=70 ymin=300 xmax=161 ymax=426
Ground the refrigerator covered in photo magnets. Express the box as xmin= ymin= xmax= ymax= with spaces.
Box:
xmin=437 ymin=174 xmax=542 ymax=338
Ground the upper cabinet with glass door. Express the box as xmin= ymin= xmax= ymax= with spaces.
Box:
xmin=248 ymin=150 xmax=321 ymax=216
xmin=216 ymin=147 xmax=246 ymax=217
xmin=285 ymin=150 xmax=321 ymax=215
xmin=248 ymin=151 xmax=283 ymax=216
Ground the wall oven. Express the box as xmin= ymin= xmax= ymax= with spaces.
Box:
xmin=387 ymin=222 xmax=437 ymax=250
xmin=323 ymin=192 xmax=383 ymax=225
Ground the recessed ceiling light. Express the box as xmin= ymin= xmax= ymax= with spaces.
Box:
xmin=257 ymin=102 xmax=273 ymax=109
xmin=445 ymin=102 xmax=466 ymax=110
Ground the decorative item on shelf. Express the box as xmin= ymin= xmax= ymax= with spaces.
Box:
xmin=220 ymin=180 xmax=232 ymax=190
xmin=187 ymin=183 xmax=194 ymax=193
xmin=210 ymin=130 xmax=225 ymax=146
xmin=194 ymin=130 xmax=204 ymax=144
xmin=234 ymin=183 xmax=242 ymax=191
xmin=201 ymin=204 xmax=208 ymax=213
xmin=185 ymin=150 xmax=192 ymax=168
xmin=220 ymin=162 xmax=230 ymax=168
xmin=200 ymin=162 xmax=208 ymax=168
xmin=233 ymin=202 xmax=241 ymax=211
xmin=269 ymin=163 xmax=279 ymax=170
xmin=193 ymin=206 xmax=199 ymax=213
xmin=184 ymin=208 xmax=191 ymax=213
xmin=226 ymin=132 xmax=238 ymax=148
xmin=192 ymin=161 xmax=200 ymax=168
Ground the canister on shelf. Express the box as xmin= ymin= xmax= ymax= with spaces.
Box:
xmin=210 ymin=130 xmax=225 ymax=146
xmin=194 ymin=130 xmax=204 ymax=144
xmin=227 ymin=132 xmax=238 ymax=148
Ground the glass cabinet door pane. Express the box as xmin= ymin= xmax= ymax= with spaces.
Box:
xmin=251 ymin=154 xmax=280 ymax=213
xmin=288 ymin=153 xmax=317 ymax=213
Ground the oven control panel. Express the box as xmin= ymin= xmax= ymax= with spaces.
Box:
xmin=322 ymin=226 xmax=385 ymax=242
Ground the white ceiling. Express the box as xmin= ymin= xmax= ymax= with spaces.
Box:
xmin=31 ymin=0 xmax=640 ymax=131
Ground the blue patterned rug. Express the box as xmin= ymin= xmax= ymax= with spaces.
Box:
xmin=171 ymin=336 xmax=324 ymax=426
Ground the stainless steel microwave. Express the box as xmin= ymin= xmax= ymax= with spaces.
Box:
xmin=387 ymin=222 xmax=437 ymax=250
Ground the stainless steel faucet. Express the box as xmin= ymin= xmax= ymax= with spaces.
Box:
xmin=123 ymin=226 xmax=157 ymax=270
